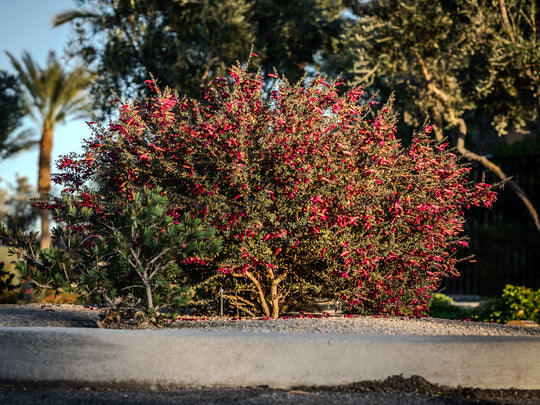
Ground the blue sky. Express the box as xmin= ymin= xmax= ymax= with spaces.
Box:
xmin=0 ymin=0 xmax=90 ymax=192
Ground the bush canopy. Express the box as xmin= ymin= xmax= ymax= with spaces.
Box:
xmin=7 ymin=60 xmax=496 ymax=317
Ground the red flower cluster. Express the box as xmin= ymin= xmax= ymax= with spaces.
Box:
xmin=49 ymin=63 xmax=496 ymax=317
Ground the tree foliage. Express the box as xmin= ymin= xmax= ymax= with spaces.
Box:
xmin=46 ymin=62 xmax=496 ymax=317
xmin=53 ymin=0 xmax=346 ymax=110
xmin=324 ymin=0 xmax=540 ymax=136
xmin=0 ymin=70 xmax=28 ymax=159
xmin=321 ymin=0 xmax=540 ymax=231
xmin=0 ymin=176 xmax=39 ymax=231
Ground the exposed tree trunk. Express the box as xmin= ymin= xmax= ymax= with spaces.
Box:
xmin=270 ymin=281 xmax=279 ymax=319
xmin=449 ymin=111 xmax=540 ymax=232
xmin=268 ymin=267 xmax=289 ymax=319
xmin=244 ymin=270 xmax=272 ymax=318
xmin=144 ymin=278 xmax=153 ymax=309
xmin=415 ymin=51 xmax=540 ymax=232
xmin=38 ymin=124 xmax=53 ymax=249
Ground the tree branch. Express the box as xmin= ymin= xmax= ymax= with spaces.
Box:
xmin=449 ymin=110 xmax=540 ymax=232
xmin=222 ymin=293 xmax=257 ymax=317
xmin=416 ymin=51 xmax=540 ymax=233
xmin=499 ymin=0 xmax=516 ymax=44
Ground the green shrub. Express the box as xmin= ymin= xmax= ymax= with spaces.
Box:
xmin=479 ymin=285 xmax=540 ymax=324
xmin=429 ymin=287 xmax=540 ymax=325
xmin=427 ymin=293 xmax=474 ymax=320
xmin=0 ymin=186 xmax=222 ymax=313
xmin=0 ymin=246 xmax=19 ymax=300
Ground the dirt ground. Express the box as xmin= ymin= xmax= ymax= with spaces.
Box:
xmin=1 ymin=376 xmax=540 ymax=405
xmin=304 ymin=375 xmax=540 ymax=404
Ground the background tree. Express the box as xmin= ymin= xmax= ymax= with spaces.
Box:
xmin=0 ymin=70 xmax=31 ymax=159
xmin=6 ymin=50 xmax=95 ymax=248
xmin=322 ymin=0 xmax=540 ymax=231
xmin=465 ymin=0 xmax=540 ymax=135
xmin=53 ymin=0 xmax=346 ymax=112
xmin=0 ymin=176 xmax=39 ymax=231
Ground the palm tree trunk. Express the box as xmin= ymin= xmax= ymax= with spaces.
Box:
xmin=38 ymin=124 xmax=53 ymax=249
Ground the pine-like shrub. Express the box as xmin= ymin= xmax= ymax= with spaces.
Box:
xmin=1 ymin=186 xmax=221 ymax=311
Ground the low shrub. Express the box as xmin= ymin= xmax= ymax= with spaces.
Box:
xmin=0 ymin=186 xmax=222 ymax=312
xmin=429 ymin=287 xmax=540 ymax=324
xmin=0 ymin=261 xmax=17 ymax=294
xmin=427 ymin=293 xmax=474 ymax=320
xmin=479 ymin=285 xmax=540 ymax=324
xmin=0 ymin=246 xmax=19 ymax=302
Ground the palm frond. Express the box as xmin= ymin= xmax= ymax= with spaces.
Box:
xmin=52 ymin=9 xmax=100 ymax=27
xmin=8 ymin=50 xmax=96 ymax=129
xmin=0 ymin=127 xmax=39 ymax=160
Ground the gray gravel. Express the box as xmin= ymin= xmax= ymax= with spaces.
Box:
xmin=1 ymin=303 xmax=539 ymax=337
xmin=0 ymin=304 xmax=101 ymax=328
xmin=170 ymin=314 xmax=540 ymax=336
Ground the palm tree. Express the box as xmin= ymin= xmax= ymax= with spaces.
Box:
xmin=6 ymin=50 xmax=95 ymax=248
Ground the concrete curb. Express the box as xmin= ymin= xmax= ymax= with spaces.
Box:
xmin=1 ymin=327 xmax=539 ymax=390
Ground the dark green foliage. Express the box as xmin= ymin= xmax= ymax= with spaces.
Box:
xmin=111 ymin=187 xmax=223 ymax=309
xmin=0 ymin=224 xmax=75 ymax=294
xmin=0 ymin=70 xmax=27 ymax=159
xmin=0 ymin=246 xmax=20 ymax=303
xmin=480 ymin=285 xmax=540 ymax=324
xmin=0 ymin=261 xmax=17 ymax=293
xmin=429 ymin=287 xmax=540 ymax=324
xmin=0 ymin=186 xmax=222 ymax=312
xmin=54 ymin=0 xmax=347 ymax=111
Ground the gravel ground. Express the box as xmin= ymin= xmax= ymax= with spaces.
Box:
xmin=1 ymin=303 xmax=540 ymax=338
xmin=169 ymin=314 xmax=540 ymax=336
xmin=2 ymin=304 xmax=540 ymax=404
xmin=0 ymin=304 xmax=101 ymax=328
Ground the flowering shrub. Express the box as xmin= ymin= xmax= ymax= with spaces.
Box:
xmin=47 ymin=61 xmax=496 ymax=317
